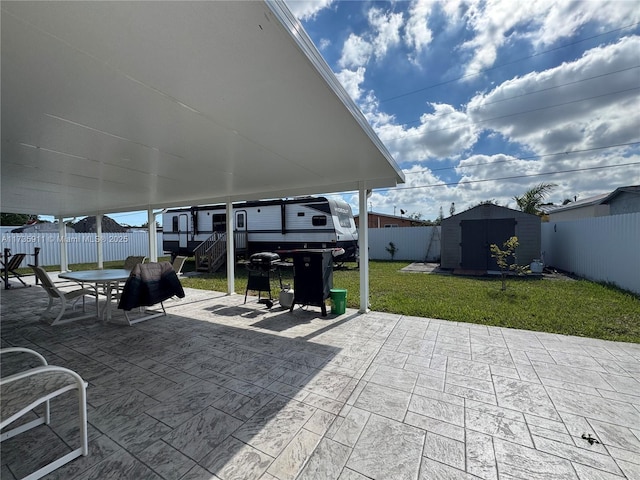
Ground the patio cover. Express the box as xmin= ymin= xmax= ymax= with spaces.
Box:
xmin=1 ymin=1 xmax=403 ymax=216
xmin=1 ymin=1 xmax=404 ymax=311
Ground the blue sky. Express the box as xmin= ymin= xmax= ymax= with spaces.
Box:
xmin=87 ymin=0 xmax=640 ymax=226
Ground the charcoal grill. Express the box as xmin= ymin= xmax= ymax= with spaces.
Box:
xmin=244 ymin=252 xmax=282 ymax=306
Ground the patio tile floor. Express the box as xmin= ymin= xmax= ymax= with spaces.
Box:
xmin=1 ymin=275 xmax=639 ymax=479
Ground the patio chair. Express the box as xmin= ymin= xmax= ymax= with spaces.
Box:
xmin=29 ymin=265 xmax=97 ymax=325
xmin=0 ymin=347 xmax=88 ymax=480
xmin=172 ymin=255 xmax=188 ymax=276
xmin=1 ymin=252 xmax=29 ymax=289
xmin=123 ymin=255 xmax=147 ymax=270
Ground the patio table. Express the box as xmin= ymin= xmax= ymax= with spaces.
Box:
xmin=59 ymin=269 xmax=130 ymax=322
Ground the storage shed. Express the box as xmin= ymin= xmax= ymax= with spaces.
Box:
xmin=440 ymin=204 xmax=541 ymax=271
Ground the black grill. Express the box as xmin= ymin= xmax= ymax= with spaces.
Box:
xmin=244 ymin=252 xmax=281 ymax=306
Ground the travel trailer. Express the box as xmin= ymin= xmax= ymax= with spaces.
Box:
xmin=162 ymin=197 xmax=358 ymax=261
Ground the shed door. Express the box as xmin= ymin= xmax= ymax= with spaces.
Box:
xmin=461 ymin=219 xmax=515 ymax=270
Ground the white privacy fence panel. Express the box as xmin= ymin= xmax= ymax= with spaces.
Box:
xmin=1 ymin=232 xmax=163 ymax=268
xmin=367 ymin=226 xmax=441 ymax=261
xmin=541 ymin=212 xmax=640 ymax=294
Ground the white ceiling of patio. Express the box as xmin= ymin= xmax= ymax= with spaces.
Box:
xmin=1 ymin=1 xmax=404 ymax=218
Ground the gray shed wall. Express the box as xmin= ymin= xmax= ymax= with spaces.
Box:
xmin=440 ymin=204 xmax=541 ymax=269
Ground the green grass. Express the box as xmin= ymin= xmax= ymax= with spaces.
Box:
xmin=23 ymin=259 xmax=640 ymax=343
xmin=178 ymin=260 xmax=640 ymax=343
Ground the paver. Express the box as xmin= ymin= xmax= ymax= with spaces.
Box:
xmin=1 ymin=276 xmax=639 ymax=479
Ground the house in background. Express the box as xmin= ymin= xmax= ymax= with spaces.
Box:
xmin=547 ymin=185 xmax=640 ymax=221
xmin=354 ymin=212 xmax=427 ymax=228
xmin=440 ymin=204 xmax=541 ymax=272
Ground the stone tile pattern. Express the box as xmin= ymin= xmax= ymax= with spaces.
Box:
xmin=1 ymin=277 xmax=639 ymax=479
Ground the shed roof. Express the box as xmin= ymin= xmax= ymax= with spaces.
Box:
xmin=1 ymin=1 xmax=404 ymax=218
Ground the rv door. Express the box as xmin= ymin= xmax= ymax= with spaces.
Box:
xmin=178 ymin=214 xmax=188 ymax=249
xmin=235 ymin=210 xmax=247 ymax=250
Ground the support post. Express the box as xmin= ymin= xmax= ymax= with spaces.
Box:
xmin=148 ymin=208 xmax=158 ymax=262
xmin=96 ymin=214 xmax=104 ymax=269
xmin=226 ymin=201 xmax=235 ymax=295
xmin=58 ymin=217 xmax=69 ymax=272
xmin=359 ymin=184 xmax=370 ymax=313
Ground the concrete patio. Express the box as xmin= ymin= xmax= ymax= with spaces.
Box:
xmin=1 ymin=276 xmax=639 ymax=480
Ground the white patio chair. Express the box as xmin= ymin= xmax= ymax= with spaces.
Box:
xmin=172 ymin=255 xmax=188 ymax=276
xmin=29 ymin=265 xmax=97 ymax=325
xmin=0 ymin=347 xmax=88 ymax=480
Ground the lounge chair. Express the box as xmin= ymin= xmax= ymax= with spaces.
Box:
xmin=0 ymin=347 xmax=88 ymax=480
xmin=172 ymin=255 xmax=188 ymax=275
xmin=1 ymin=252 xmax=29 ymax=289
xmin=29 ymin=265 xmax=97 ymax=325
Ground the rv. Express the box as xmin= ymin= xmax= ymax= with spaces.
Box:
xmin=162 ymin=197 xmax=358 ymax=261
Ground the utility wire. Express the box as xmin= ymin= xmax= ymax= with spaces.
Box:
xmin=387 ymin=87 xmax=640 ymax=140
xmin=376 ymin=161 xmax=640 ymax=192
xmin=403 ymin=66 xmax=640 ymax=126
xmin=381 ymin=22 xmax=640 ymax=103
xmin=403 ymin=141 xmax=640 ymax=175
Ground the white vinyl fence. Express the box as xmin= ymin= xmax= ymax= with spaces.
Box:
xmin=368 ymin=226 xmax=441 ymax=261
xmin=1 ymin=232 xmax=163 ymax=268
xmin=541 ymin=212 xmax=640 ymax=295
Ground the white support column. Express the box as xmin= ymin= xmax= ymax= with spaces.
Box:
xmin=359 ymin=184 xmax=370 ymax=313
xmin=147 ymin=208 xmax=158 ymax=262
xmin=58 ymin=216 xmax=69 ymax=272
xmin=95 ymin=214 xmax=104 ymax=269
xmin=226 ymin=201 xmax=235 ymax=295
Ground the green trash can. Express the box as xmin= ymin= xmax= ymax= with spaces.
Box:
xmin=330 ymin=289 xmax=347 ymax=315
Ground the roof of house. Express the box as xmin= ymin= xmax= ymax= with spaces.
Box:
xmin=546 ymin=185 xmax=639 ymax=214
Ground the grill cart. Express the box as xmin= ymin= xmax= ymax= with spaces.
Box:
xmin=244 ymin=252 xmax=282 ymax=307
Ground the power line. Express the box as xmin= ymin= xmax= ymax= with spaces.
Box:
xmin=381 ymin=22 xmax=640 ymax=103
xmin=386 ymin=87 xmax=640 ymax=141
xmin=403 ymin=142 xmax=640 ymax=175
xmin=402 ymin=66 xmax=640 ymax=126
xmin=376 ymin=161 xmax=640 ymax=192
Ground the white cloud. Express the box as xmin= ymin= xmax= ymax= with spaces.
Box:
xmin=460 ymin=0 xmax=640 ymax=76
xmin=284 ymin=0 xmax=335 ymax=21
xmin=368 ymin=8 xmax=404 ymax=60
xmin=375 ymin=103 xmax=479 ymax=162
xmin=403 ymin=0 xmax=436 ymax=55
xmin=467 ymin=36 xmax=640 ymax=154
xmin=335 ymin=67 xmax=366 ymax=102
xmin=338 ymin=33 xmax=373 ymax=69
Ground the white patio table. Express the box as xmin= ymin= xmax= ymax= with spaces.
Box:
xmin=59 ymin=269 xmax=131 ymax=322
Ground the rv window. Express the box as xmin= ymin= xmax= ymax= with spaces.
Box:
xmin=384 ymin=224 xmax=398 ymax=228
xmin=172 ymin=217 xmax=179 ymax=232
xmin=236 ymin=213 xmax=245 ymax=229
xmin=212 ymin=214 xmax=226 ymax=232
xmin=297 ymin=212 xmax=305 ymax=216
xmin=312 ymin=215 xmax=327 ymax=226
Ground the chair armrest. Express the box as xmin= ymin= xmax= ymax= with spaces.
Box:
xmin=1 ymin=365 xmax=88 ymax=429
xmin=0 ymin=347 xmax=48 ymax=366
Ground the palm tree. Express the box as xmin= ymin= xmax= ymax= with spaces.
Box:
xmin=514 ymin=183 xmax=557 ymax=215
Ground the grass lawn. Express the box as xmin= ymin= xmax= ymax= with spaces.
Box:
xmin=30 ymin=259 xmax=640 ymax=343
xmin=178 ymin=260 xmax=640 ymax=343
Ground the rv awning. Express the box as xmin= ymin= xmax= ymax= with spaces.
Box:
xmin=1 ymin=1 xmax=404 ymax=218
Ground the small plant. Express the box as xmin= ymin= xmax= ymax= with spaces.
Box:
xmin=385 ymin=241 xmax=398 ymax=260
xmin=490 ymin=236 xmax=529 ymax=291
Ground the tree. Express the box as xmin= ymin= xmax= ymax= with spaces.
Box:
xmin=490 ymin=236 xmax=529 ymax=291
xmin=0 ymin=213 xmax=38 ymax=225
xmin=514 ymin=183 xmax=557 ymax=215
xmin=434 ymin=206 xmax=444 ymax=225
xmin=385 ymin=242 xmax=398 ymax=260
